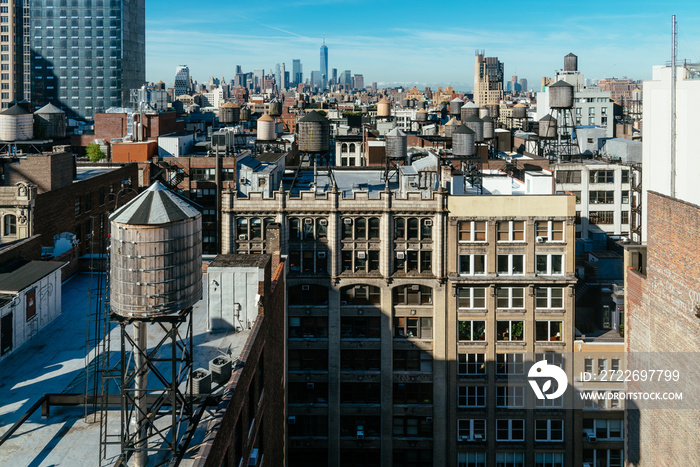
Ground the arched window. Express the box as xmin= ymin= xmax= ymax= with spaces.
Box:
xmin=340 ymin=284 xmax=381 ymax=305
xmin=288 ymin=284 xmax=329 ymax=306
xmin=341 ymin=143 xmax=348 ymax=153
xmin=349 ymin=143 xmax=356 ymax=153
xmin=3 ymin=215 xmax=16 ymax=236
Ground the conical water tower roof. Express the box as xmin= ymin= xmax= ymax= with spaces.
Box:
xmin=386 ymin=127 xmax=406 ymax=137
xmin=110 ymin=181 xmax=201 ymax=225
xmin=35 ymin=102 xmax=65 ymax=114
xmin=452 ymin=125 xmax=474 ymax=135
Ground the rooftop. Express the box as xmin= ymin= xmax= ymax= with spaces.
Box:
xmin=74 ymin=166 xmax=120 ymax=181
xmin=0 ymin=273 xmax=251 ymax=466
xmin=0 ymin=259 xmax=65 ymax=293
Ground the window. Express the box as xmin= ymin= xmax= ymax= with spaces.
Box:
xmin=393 ymin=317 xmax=432 ymax=339
xmin=535 ymin=321 xmax=562 ymax=341
xmin=589 ymin=211 xmax=614 ymax=225
xmin=190 ymin=167 xmax=215 ymax=181
xmin=458 ymin=320 xmax=486 ymax=341
xmin=457 ymin=419 xmax=486 ymax=442
xmin=289 ymin=317 xmax=328 ymax=338
xmin=458 ymin=353 xmax=485 ymax=375
xmin=497 ymin=354 xmax=524 ymax=375
xmin=340 ymin=383 xmax=379 ymax=404
xmin=621 ymin=190 xmax=629 ymax=204
xmin=341 ymin=317 xmax=380 ymax=338
xmin=393 ymin=382 xmax=433 ymax=405
xmin=74 ymin=196 xmax=81 ymax=216
xmin=555 ymin=170 xmax=581 ymax=184
xmin=3 ymin=214 xmax=16 ymax=235
xmin=535 ymin=352 xmax=564 ymax=368
xmin=395 ymin=250 xmax=432 ymax=273
xmin=535 ymin=287 xmax=564 ymax=308
xmin=611 ymin=358 xmax=620 ymax=371
xmin=535 ymin=419 xmax=564 ymax=441
xmin=393 ymin=350 xmax=432 ymax=372
xmin=497 ymin=321 xmax=524 ymax=341
xmin=459 ymin=254 xmax=486 ymax=275
xmin=536 ymin=254 xmax=563 ymax=275
xmin=393 ymin=285 xmax=432 ymax=305
xmin=497 ymin=386 xmax=525 ymax=408
xmin=495 ymin=452 xmax=525 ymax=466
xmin=571 ymin=191 xmax=581 ymax=204
xmin=288 ymin=284 xmax=328 ymax=306
xmin=341 ymin=284 xmax=380 ymax=305
xmin=392 ymin=416 xmax=432 ymax=438
xmin=394 ymin=217 xmax=431 ymax=241
xmin=584 ymin=358 xmax=593 ymax=374
xmin=621 ymin=170 xmax=629 ymax=183
xmin=590 ymin=170 xmax=614 ymax=183
xmin=597 ymin=358 xmax=607 ymax=375
xmin=457 ymin=287 xmax=486 ymax=309
xmin=458 ymin=452 xmax=486 ymax=467
xmin=534 ymin=452 xmax=564 ymax=466
xmin=458 ymin=220 xmax=486 ymax=242
xmin=288 ymin=349 xmax=328 ymax=371
xmin=341 ymin=349 xmax=380 ymax=371
xmin=496 ymin=419 xmax=524 ymax=441
xmin=584 ymin=419 xmax=623 ymax=440
xmin=536 ymin=221 xmax=564 ymax=241
xmin=497 ymin=254 xmax=524 ymax=275
xmin=458 ymin=386 xmax=486 ymax=407
xmin=497 ymin=221 xmax=525 ymax=242
xmin=589 ymin=190 xmax=614 ymax=204
xmin=496 ymin=287 xmax=525 ymax=309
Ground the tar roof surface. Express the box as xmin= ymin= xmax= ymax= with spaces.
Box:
xmin=0 ymin=260 xmax=64 ymax=293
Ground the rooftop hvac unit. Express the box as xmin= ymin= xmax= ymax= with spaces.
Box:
xmin=239 ymin=234 xmax=247 ymax=240
xmin=319 ymin=219 xmax=328 ymax=226
xmin=396 ymin=252 xmax=405 ymax=260
xmin=304 ymin=218 xmax=313 ymax=225
xmin=536 ymin=236 xmax=547 ymax=243
xmin=343 ymin=218 xmax=353 ymax=225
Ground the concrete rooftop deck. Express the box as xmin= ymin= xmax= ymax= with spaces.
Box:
xmin=0 ymin=273 xmax=250 ymax=466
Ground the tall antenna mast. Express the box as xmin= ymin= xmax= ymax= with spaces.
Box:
xmin=671 ymin=15 xmax=677 ymax=197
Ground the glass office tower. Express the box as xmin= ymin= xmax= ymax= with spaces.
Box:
xmin=30 ymin=0 xmax=145 ymax=120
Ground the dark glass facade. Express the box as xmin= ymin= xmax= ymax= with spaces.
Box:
xmin=30 ymin=0 xmax=144 ymax=120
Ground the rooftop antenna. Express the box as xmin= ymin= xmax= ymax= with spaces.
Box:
xmin=671 ymin=15 xmax=677 ymax=198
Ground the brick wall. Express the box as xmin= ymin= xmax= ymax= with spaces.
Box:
xmin=0 ymin=235 xmax=42 ymax=264
xmin=33 ymin=164 xmax=138 ymax=256
xmin=4 ymin=152 xmax=75 ymax=193
xmin=625 ymin=191 xmax=700 ymax=466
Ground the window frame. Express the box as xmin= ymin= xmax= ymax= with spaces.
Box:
xmin=457 ymin=287 xmax=487 ymax=309
xmin=458 ymin=254 xmax=486 ymax=275
xmin=535 ymin=419 xmax=564 ymax=442
xmin=535 ymin=287 xmax=565 ymax=309
xmin=458 ymin=320 xmax=486 ymax=342
xmin=535 ymin=320 xmax=563 ymax=342
xmin=496 ymin=419 xmax=525 ymax=441
xmin=497 ymin=254 xmax=525 ymax=275
xmin=496 ymin=220 xmax=525 ymax=242
xmin=457 ymin=419 xmax=486 ymax=442
xmin=536 ymin=254 xmax=564 ymax=275
xmin=458 ymin=220 xmax=487 ymax=242
xmin=496 ymin=287 xmax=525 ymax=309
xmin=458 ymin=353 xmax=486 ymax=376
xmin=458 ymin=385 xmax=486 ymax=408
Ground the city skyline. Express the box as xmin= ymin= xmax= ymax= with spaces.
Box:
xmin=146 ymin=0 xmax=700 ymax=90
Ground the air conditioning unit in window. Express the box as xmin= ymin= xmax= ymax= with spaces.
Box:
xmin=357 ymin=251 xmax=366 ymax=259
xmin=306 ymin=382 xmax=315 ymax=389
xmin=341 ymin=301 xmax=348 ymax=306
xmin=396 ymin=252 xmax=405 ymax=260
xmin=473 ymin=434 xmax=484 ymax=441
xmin=536 ymin=236 xmax=547 ymax=243
xmin=301 ymin=285 xmax=310 ymax=291
xmin=318 ymin=252 xmax=326 ymax=258
xmin=426 ymin=416 xmax=433 ymax=422
xmin=425 ymin=219 xmax=433 ymax=226
xmin=343 ymin=218 xmax=353 ymax=225
xmin=239 ymin=234 xmax=247 ymax=240
xmin=458 ymin=436 xmax=467 ymax=442
xmin=319 ymin=219 xmax=328 ymax=226
xmin=304 ymin=218 xmax=313 ymax=225
xmin=248 ymin=448 xmax=259 ymax=466
xmin=239 ymin=178 xmax=247 ymax=184
xmin=586 ymin=432 xmax=597 ymax=443
xmin=288 ymin=416 xmax=296 ymax=424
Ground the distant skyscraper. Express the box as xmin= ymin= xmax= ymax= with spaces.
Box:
xmin=332 ymin=68 xmax=338 ymax=85
xmin=275 ymin=64 xmax=282 ymax=92
xmin=320 ymin=40 xmax=328 ymax=90
xmin=353 ymin=74 xmax=364 ymax=91
xmin=310 ymin=71 xmax=321 ymax=88
xmin=293 ymin=59 xmax=302 ymax=86
xmin=519 ymin=78 xmax=528 ymax=92
xmin=30 ymin=0 xmax=146 ymax=119
xmin=174 ymin=65 xmax=190 ymax=97
xmin=473 ymin=50 xmax=504 ymax=106
xmin=253 ymin=69 xmax=264 ymax=91
xmin=236 ymin=65 xmax=242 ymax=74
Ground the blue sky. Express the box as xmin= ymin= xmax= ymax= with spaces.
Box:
xmin=146 ymin=1 xmax=700 ymax=91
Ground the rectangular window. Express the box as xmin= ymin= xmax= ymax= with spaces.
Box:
xmin=458 ymin=386 xmax=486 ymax=408
xmin=497 ymin=321 xmax=524 ymax=341
xmin=535 ymin=287 xmax=564 ymax=308
xmin=459 ymin=254 xmax=486 ymax=275
xmin=496 ymin=419 xmax=524 ymax=441
xmin=457 ymin=452 xmax=486 ymax=467
xmin=495 ymin=453 xmax=525 ymax=466
xmin=341 ymin=317 xmax=381 ymax=338
xmin=74 ymin=196 xmax=81 ymax=216
xmin=497 ymin=386 xmax=524 ymax=408
xmin=393 ymin=317 xmax=432 ymax=339
xmin=621 ymin=190 xmax=629 ymax=204
xmin=458 ymin=353 xmax=485 ymax=375
xmin=535 ymin=321 xmax=563 ymax=341
xmin=497 ymin=254 xmax=524 ymax=275
xmin=536 ymin=220 xmax=565 ymax=241
xmin=584 ymin=358 xmax=593 ymax=373
xmin=458 ymin=320 xmax=486 ymax=341
xmin=536 ymin=254 xmax=564 ymax=275
xmin=497 ymin=220 xmax=525 ymax=242
xmin=496 ymin=287 xmax=525 ymax=309
xmin=589 ymin=190 xmax=615 ymax=204
xmin=534 ymin=452 xmax=564 ymax=466
xmin=589 ymin=211 xmax=614 ymax=225
xmin=621 ymin=170 xmax=629 ymax=183
xmin=535 ymin=419 xmax=564 ymax=441
xmin=497 ymin=353 xmax=524 ymax=375
xmin=457 ymin=287 xmax=486 ymax=309
xmin=555 ymin=170 xmax=581 ymax=184
xmin=459 ymin=220 xmax=486 ymax=242
xmin=590 ymin=170 xmax=614 ymax=183
xmin=457 ymin=419 xmax=486 ymax=442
